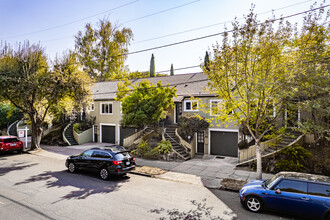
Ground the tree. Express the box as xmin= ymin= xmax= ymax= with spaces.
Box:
xmin=0 ymin=42 xmax=92 ymax=150
xmin=289 ymin=6 xmax=330 ymax=142
xmin=75 ymin=19 xmax=133 ymax=81
xmin=204 ymin=10 xmax=292 ymax=179
xmin=170 ymin=64 xmax=174 ymax=76
xmin=204 ymin=51 xmax=210 ymax=71
xmin=116 ymin=80 xmax=176 ymax=131
xmin=150 ymin=54 xmax=155 ymax=77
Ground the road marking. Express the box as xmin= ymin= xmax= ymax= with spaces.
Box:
xmin=0 ymin=200 xmax=4 ymax=205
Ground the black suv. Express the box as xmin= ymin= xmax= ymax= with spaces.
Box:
xmin=65 ymin=146 xmax=136 ymax=180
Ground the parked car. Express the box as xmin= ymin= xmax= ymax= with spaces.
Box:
xmin=65 ymin=146 xmax=136 ymax=180
xmin=239 ymin=171 xmax=330 ymax=219
xmin=0 ymin=136 xmax=24 ymax=154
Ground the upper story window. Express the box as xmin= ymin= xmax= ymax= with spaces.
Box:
xmin=89 ymin=103 xmax=95 ymax=111
xmin=100 ymin=102 xmax=113 ymax=115
xmin=210 ymin=100 xmax=221 ymax=116
xmin=184 ymin=100 xmax=198 ymax=112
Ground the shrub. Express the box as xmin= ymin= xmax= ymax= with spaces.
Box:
xmin=155 ymin=140 xmax=172 ymax=154
xmin=73 ymin=119 xmax=93 ymax=134
xmin=136 ymin=140 xmax=160 ymax=160
xmin=178 ymin=116 xmax=209 ymax=142
xmin=275 ymin=144 xmax=312 ymax=172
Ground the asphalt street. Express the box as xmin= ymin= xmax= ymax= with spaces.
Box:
xmin=0 ymin=152 xmax=236 ymax=220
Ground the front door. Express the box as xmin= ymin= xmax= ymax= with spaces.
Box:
xmin=175 ymin=102 xmax=182 ymax=124
xmin=197 ymin=131 xmax=204 ymax=154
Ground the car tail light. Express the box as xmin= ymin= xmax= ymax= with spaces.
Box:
xmin=132 ymin=157 xmax=135 ymax=162
xmin=113 ymin=161 xmax=122 ymax=165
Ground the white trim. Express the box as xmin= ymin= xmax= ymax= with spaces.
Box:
xmin=100 ymin=102 xmax=113 ymax=115
xmin=208 ymin=128 xmax=239 ymax=156
xmin=209 ymin=99 xmax=221 ymax=116
xmin=120 ymin=102 xmax=122 ymax=115
xmin=99 ymin=123 xmax=116 ymax=143
xmin=117 ymin=125 xmax=120 ymax=145
xmin=184 ymin=100 xmax=199 ymax=112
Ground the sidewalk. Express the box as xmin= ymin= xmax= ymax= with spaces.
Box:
xmin=137 ymin=155 xmax=274 ymax=189
xmin=37 ymin=144 xmax=274 ymax=190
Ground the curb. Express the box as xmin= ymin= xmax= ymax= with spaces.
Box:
xmin=129 ymin=171 xmax=153 ymax=178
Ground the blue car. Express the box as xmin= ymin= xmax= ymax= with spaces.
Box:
xmin=239 ymin=172 xmax=330 ymax=219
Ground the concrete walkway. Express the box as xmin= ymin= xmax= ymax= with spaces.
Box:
xmin=38 ymin=143 xmax=274 ymax=189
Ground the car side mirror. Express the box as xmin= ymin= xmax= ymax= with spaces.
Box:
xmin=275 ymin=189 xmax=281 ymax=194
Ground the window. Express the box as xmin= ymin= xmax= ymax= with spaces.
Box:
xmin=89 ymin=103 xmax=95 ymax=111
xmin=210 ymin=100 xmax=221 ymax=116
xmin=308 ymin=183 xmax=330 ymax=197
xmin=92 ymin=151 xmax=111 ymax=159
xmin=4 ymin=138 xmax=19 ymax=143
xmin=184 ymin=100 xmax=198 ymax=112
xmin=275 ymin=179 xmax=307 ymax=194
xmin=80 ymin=150 xmax=93 ymax=158
xmin=100 ymin=102 xmax=113 ymax=115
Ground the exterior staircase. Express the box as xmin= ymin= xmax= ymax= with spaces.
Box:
xmin=164 ymin=126 xmax=190 ymax=160
xmin=63 ymin=124 xmax=78 ymax=146
xmin=237 ymin=130 xmax=302 ymax=167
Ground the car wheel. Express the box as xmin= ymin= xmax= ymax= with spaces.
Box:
xmin=99 ymin=168 xmax=109 ymax=180
xmin=245 ymin=196 xmax=263 ymax=213
xmin=68 ymin=162 xmax=76 ymax=173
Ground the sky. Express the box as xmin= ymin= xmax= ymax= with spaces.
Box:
xmin=0 ymin=0 xmax=328 ymax=75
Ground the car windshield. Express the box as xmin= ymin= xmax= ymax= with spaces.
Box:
xmin=264 ymin=176 xmax=279 ymax=188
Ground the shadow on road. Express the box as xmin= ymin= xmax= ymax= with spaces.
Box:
xmin=15 ymin=169 xmax=130 ymax=201
xmin=0 ymin=162 xmax=39 ymax=176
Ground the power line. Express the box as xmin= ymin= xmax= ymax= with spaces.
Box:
xmin=132 ymin=0 xmax=312 ymax=44
xmin=3 ymin=0 xmax=139 ymax=39
xmin=125 ymin=4 xmax=330 ymax=56
xmin=41 ymin=0 xmax=312 ymax=45
xmin=123 ymin=0 xmax=200 ymax=24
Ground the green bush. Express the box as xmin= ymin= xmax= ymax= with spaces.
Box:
xmin=178 ymin=116 xmax=209 ymax=142
xmin=136 ymin=140 xmax=159 ymax=159
xmin=73 ymin=119 xmax=93 ymax=134
xmin=155 ymin=140 xmax=172 ymax=154
xmin=275 ymin=144 xmax=312 ymax=172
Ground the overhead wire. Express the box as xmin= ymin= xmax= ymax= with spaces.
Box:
xmin=2 ymin=0 xmax=140 ymax=39
xmin=125 ymin=4 xmax=330 ymax=56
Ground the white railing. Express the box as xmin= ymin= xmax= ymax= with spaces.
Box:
xmin=63 ymin=123 xmax=72 ymax=146
xmin=7 ymin=120 xmax=19 ymax=136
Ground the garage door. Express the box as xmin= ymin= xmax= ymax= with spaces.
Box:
xmin=210 ymin=131 xmax=238 ymax=157
xmin=120 ymin=127 xmax=136 ymax=146
xmin=101 ymin=125 xmax=115 ymax=144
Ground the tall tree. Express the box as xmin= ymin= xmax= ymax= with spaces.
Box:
xmin=170 ymin=64 xmax=174 ymax=76
xmin=116 ymin=80 xmax=176 ymax=131
xmin=204 ymin=51 xmax=210 ymax=71
xmin=290 ymin=6 xmax=330 ymax=142
xmin=75 ymin=19 xmax=133 ymax=81
xmin=0 ymin=43 xmax=92 ymax=149
xmin=150 ymin=54 xmax=155 ymax=77
xmin=204 ymin=10 xmax=292 ymax=179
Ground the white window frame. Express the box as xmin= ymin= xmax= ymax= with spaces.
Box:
xmin=89 ymin=103 xmax=95 ymax=111
xmin=100 ymin=102 xmax=113 ymax=115
xmin=209 ymin=99 xmax=221 ymax=116
xmin=184 ymin=100 xmax=199 ymax=112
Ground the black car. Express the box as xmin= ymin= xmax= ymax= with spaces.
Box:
xmin=65 ymin=146 xmax=136 ymax=180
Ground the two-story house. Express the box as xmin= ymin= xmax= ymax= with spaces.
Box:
xmin=86 ymin=72 xmax=242 ymax=157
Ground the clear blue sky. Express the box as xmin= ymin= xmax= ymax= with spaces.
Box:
xmin=0 ymin=0 xmax=323 ymax=74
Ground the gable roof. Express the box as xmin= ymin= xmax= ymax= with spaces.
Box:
xmin=92 ymin=72 xmax=213 ymax=101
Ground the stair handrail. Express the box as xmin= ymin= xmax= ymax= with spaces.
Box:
xmin=7 ymin=120 xmax=19 ymax=136
xmin=63 ymin=123 xmax=72 ymax=146
xmin=164 ymin=131 xmax=190 ymax=157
